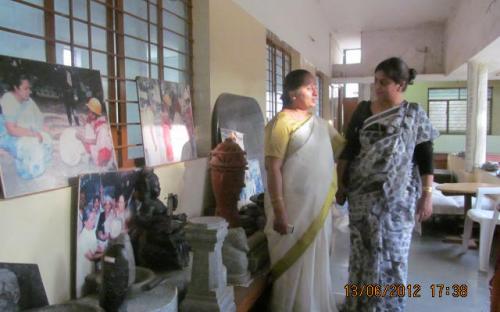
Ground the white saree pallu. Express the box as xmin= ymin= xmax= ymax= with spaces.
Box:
xmin=265 ymin=116 xmax=338 ymax=312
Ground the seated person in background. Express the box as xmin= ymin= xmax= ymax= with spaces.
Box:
xmin=0 ymin=72 xmax=52 ymax=179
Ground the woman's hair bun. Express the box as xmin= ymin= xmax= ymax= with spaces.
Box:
xmin=408 ymin=68 xmax=417 ymax=85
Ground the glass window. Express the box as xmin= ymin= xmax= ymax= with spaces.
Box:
xmin=345 ymin=83 xmax=359 ymax=98
xmin=344 ymin=49 xmax=361 ymax=64
xmin=266 ymin=41 xmax=291 ymax=121
xmin=428 ymin=88 xmax=492 ymax=134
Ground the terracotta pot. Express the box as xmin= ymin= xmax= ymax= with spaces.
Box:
xmin=210 ymin=138 xmax=247 ymax=228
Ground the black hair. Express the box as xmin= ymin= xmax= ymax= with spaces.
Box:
xmin=6 ymin=73 xmax=31 ymax=91
xmin=281 ymin=69 xmax=315 ymax=106
xmin=374 ymin=57 xmax=416 ymax=91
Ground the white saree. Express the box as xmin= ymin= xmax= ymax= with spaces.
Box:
xmin=265 ymin=116 xmax=338 ymax=312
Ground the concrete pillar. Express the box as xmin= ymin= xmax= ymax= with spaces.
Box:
xmin=181 ymin=217 xmax=236 ymax=312
xmin=465 ymin=62 xmax=488 ymax=172
xmin=358 ymin=83 xmax=372 ymax=102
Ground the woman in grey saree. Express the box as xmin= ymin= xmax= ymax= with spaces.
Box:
xmin=337 ymin=58 xmax=439 ymax=312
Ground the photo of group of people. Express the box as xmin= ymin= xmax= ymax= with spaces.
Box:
xmin=0 ymin=56 xmax=117 ymax=198
xmin=136 ymin=77 xmax=196 ymax=167
xmin=76 ymin=170 xmax=139 ymax=297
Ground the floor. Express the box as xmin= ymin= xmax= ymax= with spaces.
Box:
xmin=331 ymin=215 xmax=496 ymax=312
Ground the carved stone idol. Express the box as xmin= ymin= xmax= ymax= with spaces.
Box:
xmin=131 ymin=168 xmax=190 ymax=270
xmin=210 ymin=138 xmax=247 ymax=228
xmin=99 ymin=234 xmax=131 ymax=312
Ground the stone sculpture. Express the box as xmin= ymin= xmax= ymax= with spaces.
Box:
xmin=131 ymin=168 xmax=189 ymax=270
xmin=99 ymin=234 xmax=132 ymax=312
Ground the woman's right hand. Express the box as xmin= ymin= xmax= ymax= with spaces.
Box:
xmin=335 ymin=187 xmax=347 ymax=205
xmin=273 ymin=209 xmax=289 ymax=235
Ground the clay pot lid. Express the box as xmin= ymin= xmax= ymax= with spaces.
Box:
xmin=210 ymin=138 xmax=247 ymax=169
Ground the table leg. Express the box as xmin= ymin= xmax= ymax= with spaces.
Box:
xmin=443 ymin=194 xmax=477 ymax=248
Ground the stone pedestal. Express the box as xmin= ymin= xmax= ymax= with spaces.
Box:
xmin=181 ymin=217 xmax=236 ymax=312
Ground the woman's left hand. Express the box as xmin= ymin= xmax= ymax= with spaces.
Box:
xmin=416 ymin=193 xmax=432 ymax=222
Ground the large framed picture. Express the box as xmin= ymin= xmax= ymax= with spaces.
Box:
xmin=0 ymin=56 xmax=117 ymax=198
xmin=75 ymin=170 xmax=139 ymax=298
xmin=136 ymin=77 xmax=196 ymax=167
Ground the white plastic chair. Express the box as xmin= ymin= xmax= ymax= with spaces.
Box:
xmin=461 ymin=187 xmax=500 ymax=272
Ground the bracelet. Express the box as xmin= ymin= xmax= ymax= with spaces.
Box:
xmin=422 ymin=186 xmax=433 ymax=193
xmin=271 ymin=196 xmax=284 ymax=203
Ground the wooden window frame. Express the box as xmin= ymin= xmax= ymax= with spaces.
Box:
xmin=0 ymin=0 xmax=193 ymax=168
xmin=266 ymin=38 xmax=291 ymax=120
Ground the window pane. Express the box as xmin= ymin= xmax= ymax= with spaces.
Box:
xmin=150 ymin=44 xmax=159 ymax=63
xmin=163 ymin=30 xmax=187 ymax=53
xmin=124 ymin=15 xmax=148 ymax=38
xmin=345 ymin=83 xmax=359 ymax=98
xmin=448 ymin=100 xmax=467 ymax=132
xmin=91 ymin=1 xmax=106 ymax=27
xmin=126 ymin=81 xmax=138 ymax=102
xmin=345 ymin=49 xmax=361 ymax=64
xmin=0 ymin=31 xmax=45 ymax=61
xmin=128 ymin=146 xmax=144 ymax=159
xmin=125 ymin=37 xmax=149 ymax=60
xmin=91 ymin=26 xmax=107 ymax=50
xmin=92 ymin=51 xmax=107 ymax=76
xmin=125 ymin=59 xmax=149 ymax=79
xmin=126 ymin=103 xmax=140 ymax=123
xmin=149 ymin=4 xmax=157 ymax=23
xmin=150 ymin=24 xmax=158 ymax=44
xmin=56 ymin=44 xmax=72 ymax=66
xmin=151 ymin=64 xmax=158 ymax=79
xmin=55 ymin=0 xmax=69 ymax=14
xmin=127 ymin=125 xmax=143 ymax=144
xmin=73 ymin=48 xmax=89 ymax=68
xmin=0 ymin=2 xmax=44 ymax=36
xmin=74 ymin=21 xmax=89 ymax=47
xmin=164 ymin=49 xmax=187 ymax=70
xmin=163 ymin=10 xmax=187 ymax=36
xmin=163 ymin=0 xmax=187 ymax=18
xmin=429 ymin=89 xmax=459 ymax=100
xmin=124 ymin=1 xmax=147 ymax=19
xmin=73 ymin=0 xmax=88 ymax=21
xmin=428 ymin=101 xmax=447 ymax=132
xmin=164 ymin=68 xmax=185 ymax=83
xmin=55 ymin=16 xmax=71 ymax=42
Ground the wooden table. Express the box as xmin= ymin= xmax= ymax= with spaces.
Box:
xmin=436 ymin=182 xmax=498 ymax=245
xmin=436 ymin=182 xmax=498 ymax=216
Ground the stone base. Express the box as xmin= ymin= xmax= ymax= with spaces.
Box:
xmin=181 ymin=286 xmax=236 ymax=312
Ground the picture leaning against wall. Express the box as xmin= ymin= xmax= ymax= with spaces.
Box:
xmin=75 ymin=169 xmax=138 ymax=298
xmin=0 ymin=55 xmax=117 ymax=198
xmin=136 ymin=77 xmax=197 ymax=167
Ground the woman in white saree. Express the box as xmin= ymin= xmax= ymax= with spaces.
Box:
xmin=264 ymin=69 xmax=344 ymax=312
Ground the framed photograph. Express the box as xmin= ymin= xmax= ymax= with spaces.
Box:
xmin=0 ymin=56 xmax=117 ymax=198
xmin=238 ymin=159 xmax=264 ymax=207
xmin=75 ymin=170 xmax=139 ymax=298
xmin=136 ymin=77 xmax=196 ymax=167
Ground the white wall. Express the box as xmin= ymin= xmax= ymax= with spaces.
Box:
xmin=231 ymin=0 xmax=332 ymax=74
xmin=332 ymin=23 xmax=445 ymax=78
xmin=445 ymin=0 xmax=500 ymax=74
xmin=434 ymin=135 xmax=500 ymax=154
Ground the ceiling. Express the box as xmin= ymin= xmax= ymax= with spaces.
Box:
xmin=317 ymin=0 xmax=459 ymax=49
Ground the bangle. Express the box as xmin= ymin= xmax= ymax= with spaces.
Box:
xmin=422 ymin=186 xmax=433 ymax=193
xmin=271 ymin=196 xmax=283 ymax=203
